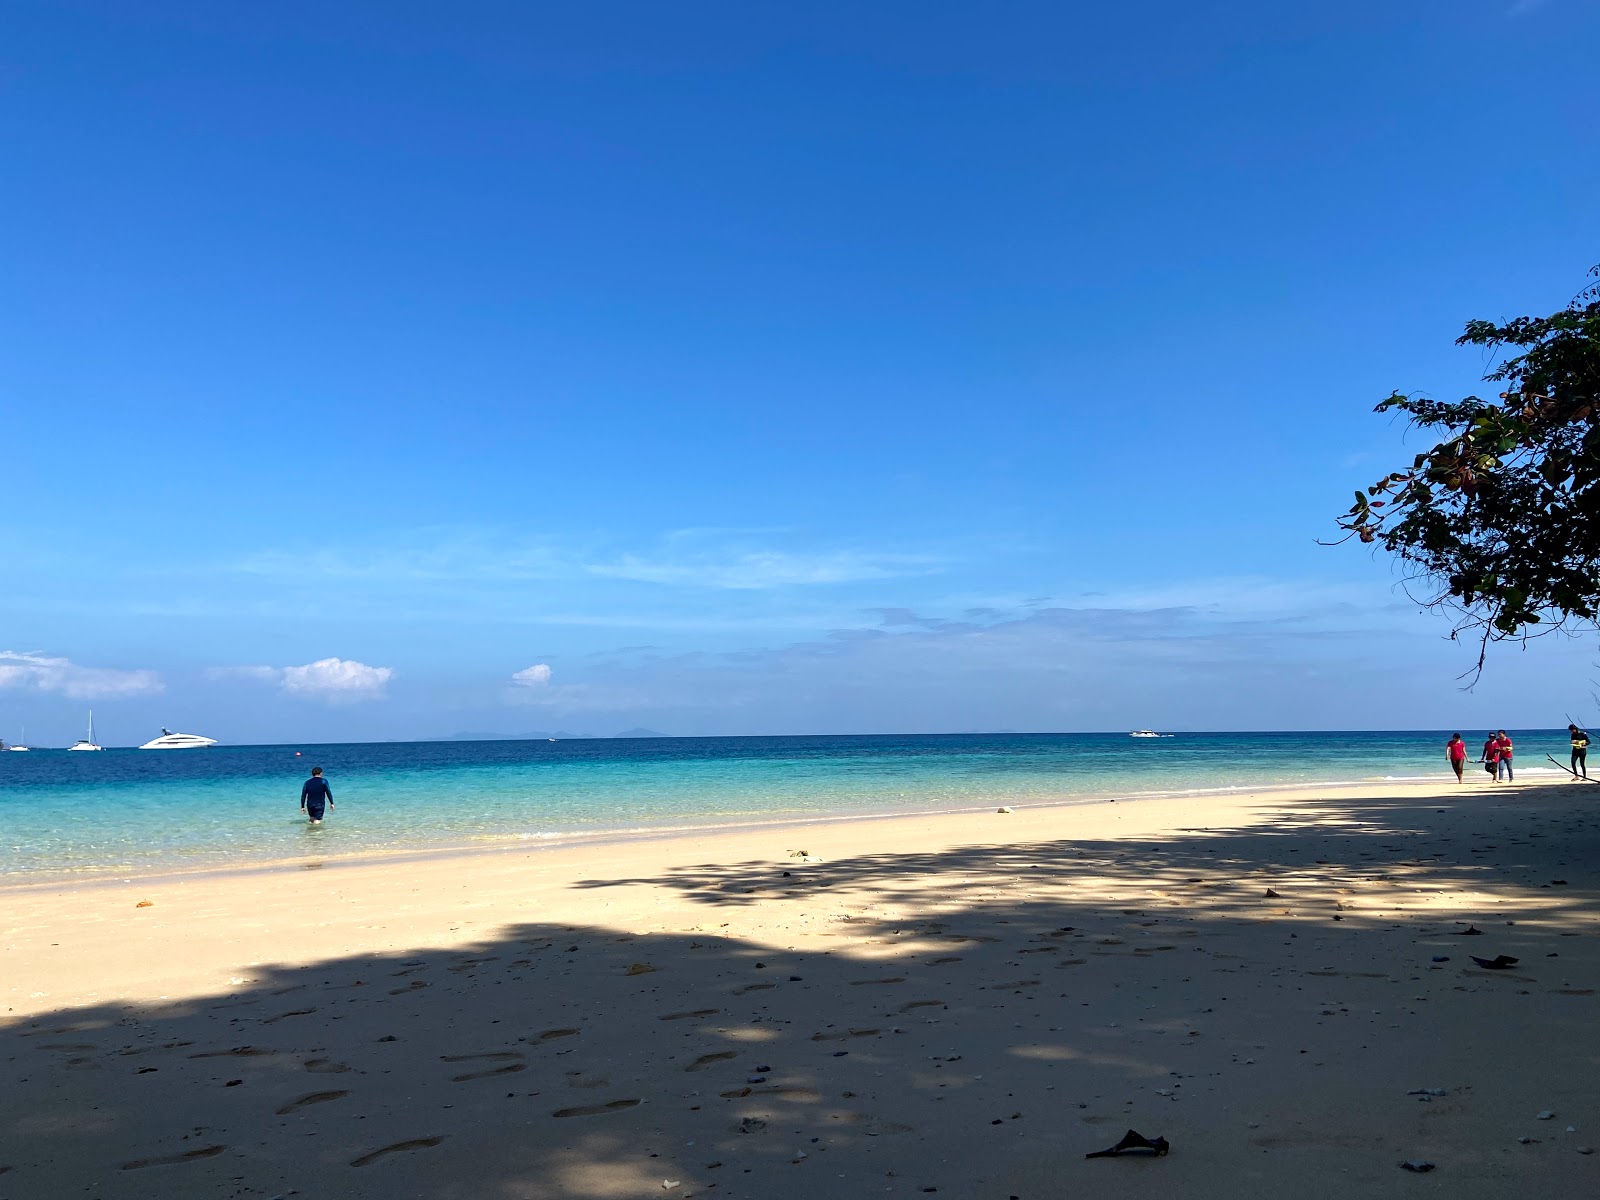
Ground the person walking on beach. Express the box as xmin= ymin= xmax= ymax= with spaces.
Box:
xmin=300 ymin=766 xmax=335 ymax=825
xmin=1494 ymin=730 xmax=1515 ymax=781
xmin=1446 ymin=733 xmax=1467 ymax=782
xmin=1481 ymin=733 xmax=1501 ymax=780
xmin=1570 ymin=724 xmax=1590 ymax=779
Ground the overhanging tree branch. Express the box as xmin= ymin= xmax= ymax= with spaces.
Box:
xmin=1334 ymin=264 xmax=1600 ymax=676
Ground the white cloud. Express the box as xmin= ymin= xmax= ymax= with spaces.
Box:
xmin=587 ymin=549 xmax=942 ymax=590
xmin=0 ymin=650 xmax=164 ymax=699
xmin=218 ymin=657 xmax=394 ymax=701
xmin=281 ymin=658 xmax=393 ymax=698
xmin=228 ymin=530 xmax=945 ymax=593
xmin=504 ymin=662 xmax=654 ymax=712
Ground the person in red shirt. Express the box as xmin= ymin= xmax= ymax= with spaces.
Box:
xmin=1494 ymin=730 xmax=1514 ymax=781
xmin=1481 ymin=734 xmax=1501 ymax=780
xmin=1446 ymin=733 xmax=1467 ymax=782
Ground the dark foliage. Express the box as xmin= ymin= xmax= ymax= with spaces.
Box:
xmin=1338 ymin=266 xmax=1600 ymax=672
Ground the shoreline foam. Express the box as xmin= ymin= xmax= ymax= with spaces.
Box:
xmin=0 ymin=768 xmax=1509 ymax=891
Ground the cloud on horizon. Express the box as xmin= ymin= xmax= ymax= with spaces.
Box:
xmin=0 ymin=650 xmax=164 ymax=699
xmin=469 ymin=581 xmax=1541 ymax=733
xmin=511 ymin=663 xmax=552 ymax=687
xmin=215 ymin=657 xmax=394 ymax=702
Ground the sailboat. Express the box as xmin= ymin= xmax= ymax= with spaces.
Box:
xmin=68 ymin=711 xmax=104 ymax=751
xmin=4 ymin=725 xmax=28 ymax=751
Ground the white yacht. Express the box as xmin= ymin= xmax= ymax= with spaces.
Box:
xmin=68 ymin=711 xmax=104 ymax=751
xmin=1129 ymin=729 xmax=1163 ymax=738
xmin=4 ymin=725 xmax=28 ymax=751
xmin=139 ymin=728 xmax=219 ymax=750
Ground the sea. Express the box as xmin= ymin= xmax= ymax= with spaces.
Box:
xmin=0 ymin=730 xmax=1570 ymax=880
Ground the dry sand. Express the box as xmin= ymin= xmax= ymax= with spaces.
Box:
xmin=3 ymin=775 xmax=1598 ymax=1198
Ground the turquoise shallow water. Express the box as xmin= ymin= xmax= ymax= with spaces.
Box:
xmin=0 ymin=730 xmax=1568 ymax=878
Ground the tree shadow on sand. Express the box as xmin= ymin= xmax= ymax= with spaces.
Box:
xmin=574 ymin=784 xmax=1599 ymax=921
xmin=3 ymin=782 xmax=1598 ymax=1199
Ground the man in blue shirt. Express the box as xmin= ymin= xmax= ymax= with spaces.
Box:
xmin=300 ymin=767 xmax=335 ymax=825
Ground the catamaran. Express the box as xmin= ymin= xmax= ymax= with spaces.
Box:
xmin=68 ymin=711 xmax=104 ymax=751
xmin=139 ymin=728 xmax=218 ymax=750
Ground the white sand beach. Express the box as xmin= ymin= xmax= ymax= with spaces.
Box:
xmin=3 ymin=775 xmax=1598 ymax=1198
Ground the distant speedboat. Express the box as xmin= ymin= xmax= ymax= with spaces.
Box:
xmin=68 ymin=711 xmax=104 ymax=751
xmin=1129 ymin=729 xmax=1162 ymax=738
xmin=139 ymin=728 xmax=219 ymax=750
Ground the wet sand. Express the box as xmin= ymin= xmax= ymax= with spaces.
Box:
xmin=2 ymin=775 xmax=1597 ymax=1198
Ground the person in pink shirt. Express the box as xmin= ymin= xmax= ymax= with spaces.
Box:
xmin=1494 ymin=730 xmax=1514 ymax=781
xmin=1481 ymin=734 xmax=1501 ymax=781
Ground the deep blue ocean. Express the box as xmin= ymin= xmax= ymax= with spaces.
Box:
xmin=0 ymin=730 xmax=1568 ymax=879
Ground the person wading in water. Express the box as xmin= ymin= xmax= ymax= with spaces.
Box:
xmin=300 ymin=766 xmax=335 ymax=825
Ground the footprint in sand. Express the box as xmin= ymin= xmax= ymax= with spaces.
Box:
xmin=849 ymin=978 xmax=905 ymax=986
xmin=305 ymin=1058 xmax=352 ymax=1074
xmin=659 ymin=1009 xmax=722 ymax=1021
xmin=261 ymin=1008 xmax=315 ymax=1025
xmin=810 ymin=1028 xmax=879 ymax=1041
xmin=190 ymin=1046 xmax=276 ymax=1059
xmin=388 ymin=981 xmax=430 ymax=996
xmin=441 ymin=1051 xmax=523 ymax=1063
xmin=552 ymin=1099 xmax=640 ymax=1118
xmin=898 ymin=1000 xmax=944 ymax=1013
xmin=441 ymin=1051 xmax=526 ymax=1081
xmin=275 ymin=1090 xmax=349 ymax=1115
xmin=119 ymin=1041 xmax=194 ymax=1057
xmin=733 ymin=983 xmax=775 ymax=995
xmin=721 ymin=1085 xmax=823 ymax=1101
xmin=1055 ymin=959 xmax=1088 ymax=967
xmin=349 ymin=1137 xmax=444 ymax=1167
xmin=985 ymin=979 xmax=1041 ymax=990
xmin=534 ymin=1028 xmax=580 ymax=1042
xmin=121 ymin=1145 xmax=227 ymax=1170
xmin=685 ymin=1051 xmax=738 ymax=1072
xmin=928 ymin=957 xmax=963 ymax=966
xmin=453 ymin=1063 xmax=527 ymax=1082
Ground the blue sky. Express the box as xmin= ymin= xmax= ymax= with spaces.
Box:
xmin=3 ymin=1 xmax=1597 ymax=744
